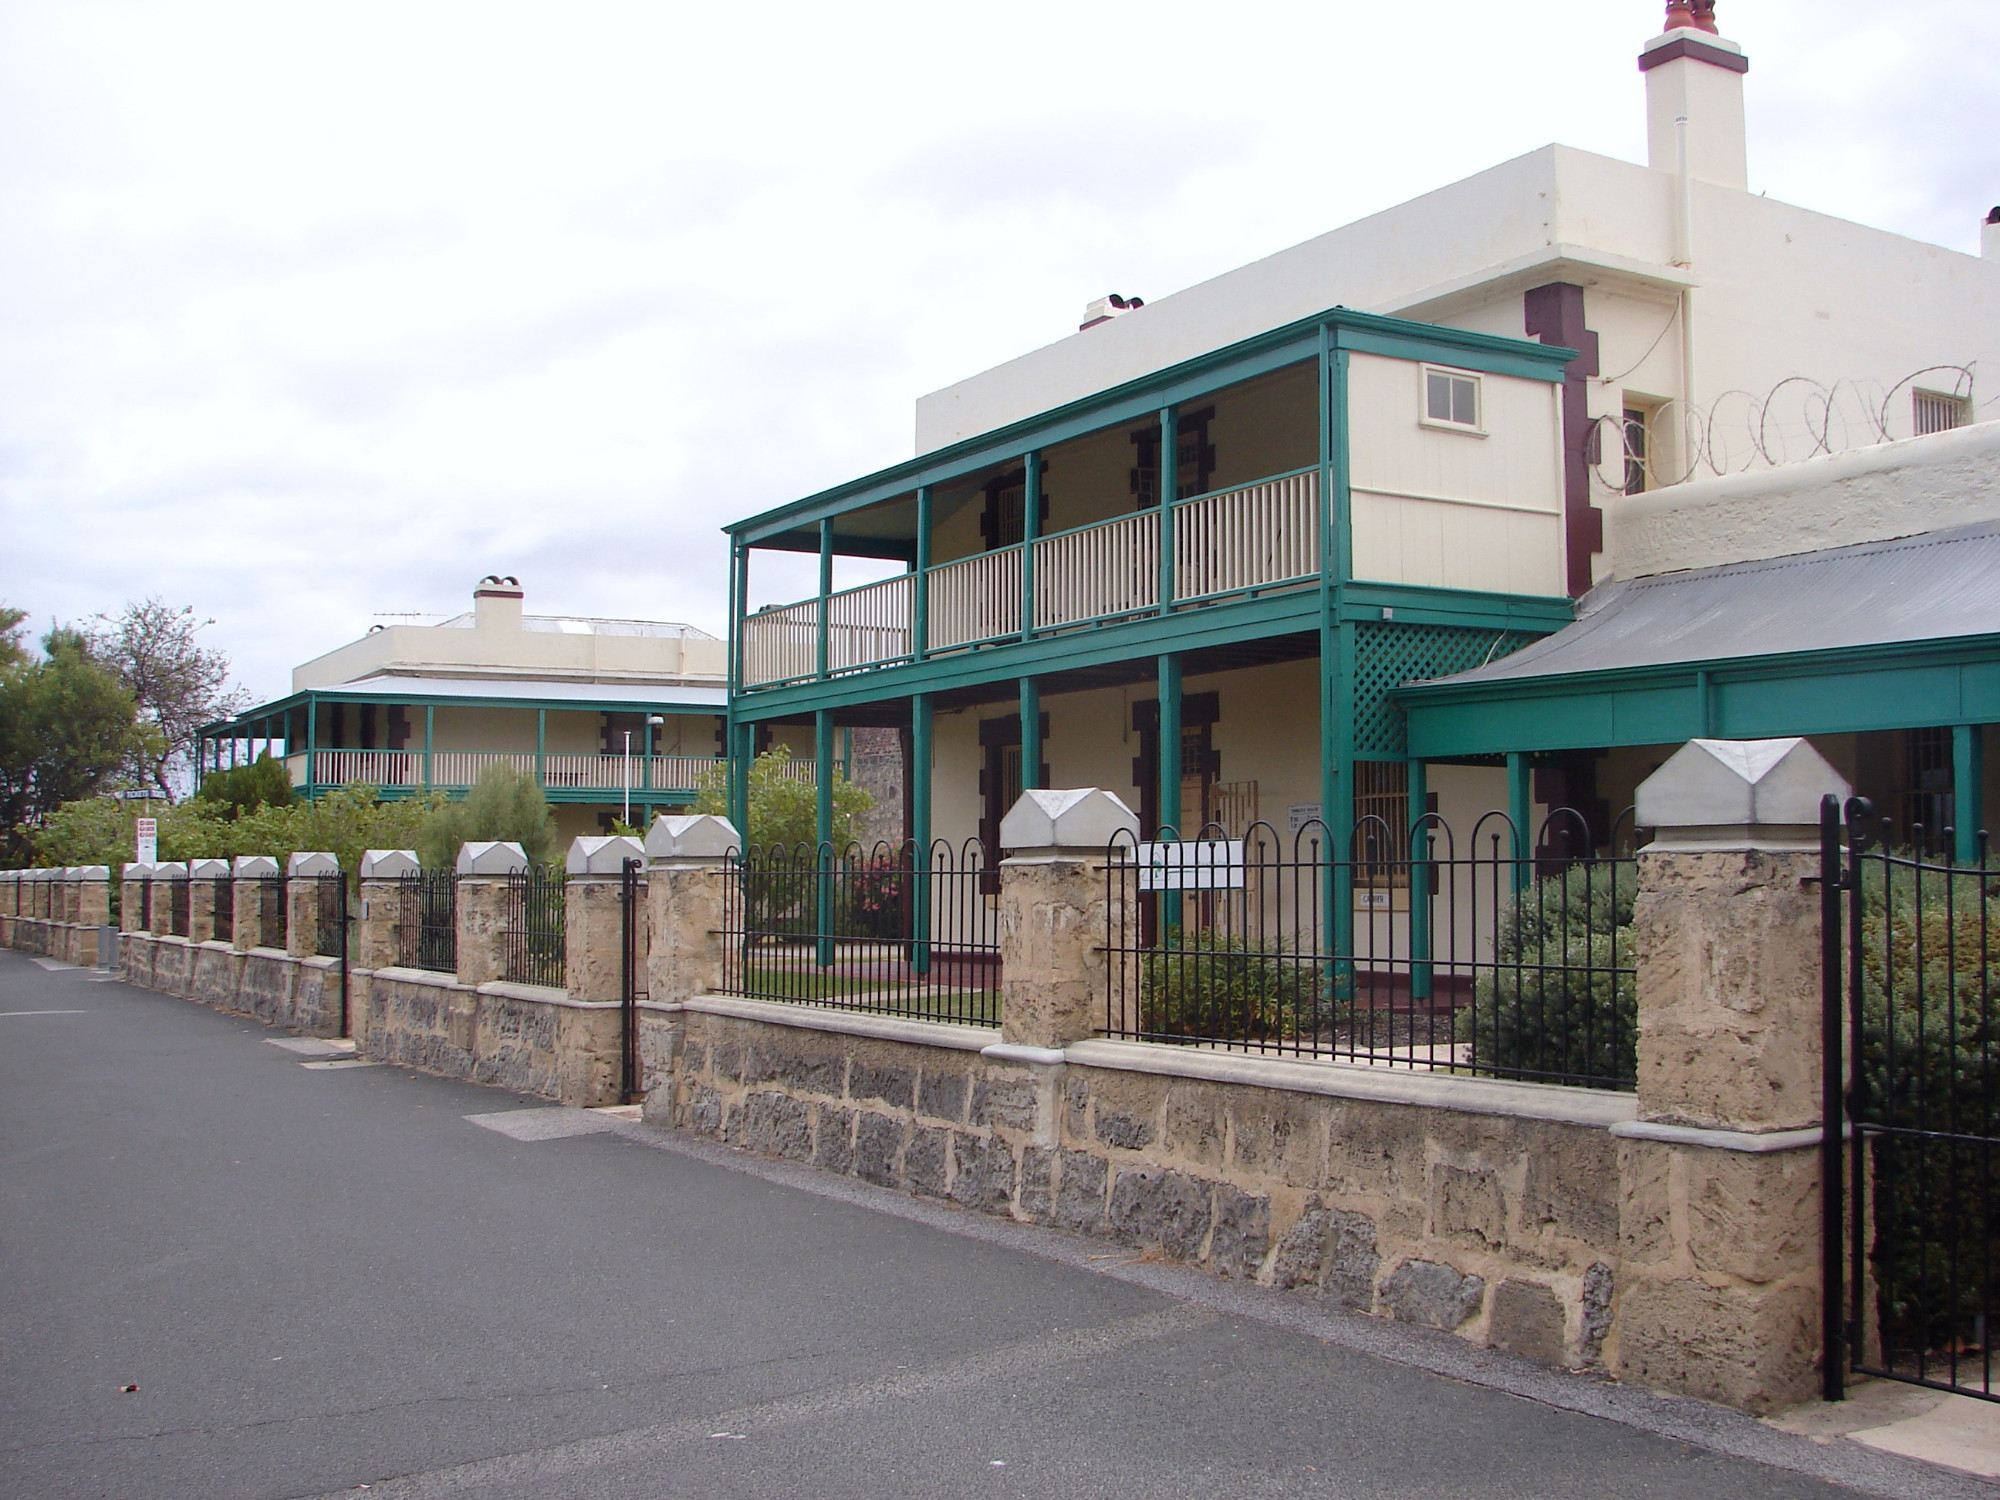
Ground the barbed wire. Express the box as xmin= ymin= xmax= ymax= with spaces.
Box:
xmin=1588 ymin=365 xmax=1983 ymax=493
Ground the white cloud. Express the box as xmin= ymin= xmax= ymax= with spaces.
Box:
xmin=0 ymin=0 xmax=1991 ymax=698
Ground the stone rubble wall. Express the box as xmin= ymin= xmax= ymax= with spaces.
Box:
xmin=654 ymin=1009 xmax=1624 ymax=1371
xmin=0 ymin=914 xmax=104 ymax=966
xmin=361 ymin=967 xmax=622 ymax=1105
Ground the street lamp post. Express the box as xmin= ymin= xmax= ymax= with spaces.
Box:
xmin=623 ymin=715 xmax=666 ymax=830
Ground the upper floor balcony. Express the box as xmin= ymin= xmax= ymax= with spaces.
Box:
xmin=727 ymin=306 xmax=1579 ymax=709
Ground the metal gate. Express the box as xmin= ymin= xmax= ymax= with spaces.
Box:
xmin=1823 ymin=795 xmax=2000 ymax=1402
xmin=620 ymin=856 xmax=646 ymax=1105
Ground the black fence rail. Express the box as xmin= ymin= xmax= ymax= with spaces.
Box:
xmin=721 ymin=838 xmax=1000 ymax=1025
xmin=169 ymin=877 xmax=191 ymax=938
xmin=211 ymin=877 xmax=234 ymax=943
xmin=1103 ymin=812 xmax=1637 ymax=1090
xmin=1835 ymin=800 xmax=2000 ymax=1402
xmin=309 ymin=874 xmax=347 ymax=959
xmin=503 ymin=867 xmax=566 ymax=988
xmin=397 ymin=870 xmax=457 ymax=973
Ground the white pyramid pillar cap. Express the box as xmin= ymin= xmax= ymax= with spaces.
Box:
xmin=123 ymin=863 xmax=156 ymax=879
xmin=568 ymin=834 xmax=646 ymax=875
xmin=644 ymin=814 xmax=739 ymax=863
xmin=188 ymin=858 xmax=232 ymax=878
xmin=1636 ymin=737 xmax=1850 ymax=851
xmin=233 ymin=855 xmax=281 ymax=878
xmin=287 ymin=851 xmax=339 ymax=877
xmin=456 ymin=841 xmax=529 ymax=876
xmin=359 ymin=849 xmax=421 ymax=878
xmin=1000 ymin=787 xmax=1139 ymax=852
xmin=75 ymin=865 xmax=110 ymax=881
xmin=153 ymin=861 xmax=189 ymax=880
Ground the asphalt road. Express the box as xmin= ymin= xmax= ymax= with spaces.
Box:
xmin=0 ymin=950 xmax=1968 ymax=1499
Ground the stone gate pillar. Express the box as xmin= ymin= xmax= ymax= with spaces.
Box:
xmin=1611 ymin=737 xmax=1848 ymax=1413
xmin=455 ymin=841 xmax=527 ymax=986
xmin=232 ymin=856 xmax=279 ymax=950
xmin=287 ymin=853 xmax=338 ymax=959
xmin=357 ymin=850 xmax=419 ymax=971
xmin=187 ymin=858 xmax=229 ymax=944
xmin=121 ymin=864 xmax=152 ymax=934
xmin=995 ymin=788 xmax=1138 ymax=1052
xmin=567 ymin=835 xmax=645 ymax=1004
xmin=639 ymin=815 xmax=738 ymax=1124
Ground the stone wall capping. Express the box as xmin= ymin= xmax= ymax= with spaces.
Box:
xmin=233 ymin=855 xmax=281 ymax=877
xmin=473 ymin=978 xmax=615 ymax=1011
xmin=682 ymin=992 xmax=1000 ymax=1052
xmin=153 ymin=861 xmax=188 ymax=880
xmin=188 ymin=858 xmax=231 ymax=878
xmin=1061 ymin=1039 xmax=1639 ymax=1129
xmin=981 ymin=1042 xmax=1066 ymax=1066
xmin=567 ymin=834 xmax=645 ymax=876
xmin=999 ymin=786 xmax=1138 ymax=852
xmin=74 ymin=865 xmax=110 ymax=881
xmin=644 ymin=814 xmax=739 ymax=863
xmin=287 ymin=851 xmax=339 ymax=877
xmin=370 ymin=964 xmax=477 ymax=993
xmin=455 ymin=841 xmax=528 ymax=876
xmin=1635 ymin=737 xmax=1849 ymax=850
xmin=123 ymin=863 xmax=155 ymax=879
xmin=1609 ymin=1119 xmax=1829 ymax=1153
xmin=359 ymin=849 xmax=420 ymax=878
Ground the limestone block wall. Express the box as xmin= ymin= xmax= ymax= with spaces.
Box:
xmin=361 ymin=967 xmax=621 ymax=1104
xmin=660 ymin=1002 xmax=1628 ymax=1371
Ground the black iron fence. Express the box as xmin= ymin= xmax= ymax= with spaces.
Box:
xmin=503 ymin=867 xmax=566 ymax=988
xmin=398 ymin=870 xmax=457 ymax=973
xmin=721 ymin=839 xmax=1001 ymax=1025
xmin=309 ymin=874 xmax=346 ymax=959
xmin=211 ymin=876 xmax=234 ymax=943
xmin=1103 ymin=813 xmax=1637 ymax=1091
xmin=169 ymin=878 xmax=190 ymax=938
xmin=258 ymin=875 xmax=287 ymax=949
xmin=620 ymin=856 xmax=646 ymax=1104
xmin=1830 ymin=799 xmax=2000 ymax=1402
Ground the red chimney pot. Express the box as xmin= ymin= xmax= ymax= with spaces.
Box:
xmin=1690 ymin=0 xmax=1719 ymax=32
xmin=1664 ymin=1 xmax=1697 ymax=29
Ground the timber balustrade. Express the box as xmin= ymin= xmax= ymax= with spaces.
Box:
xmin=741 ymin=468 xmax=1321 ymax=686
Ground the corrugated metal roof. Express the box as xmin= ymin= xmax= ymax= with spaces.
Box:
xmin=1422 ymin=519 xmax=2000 ymax=688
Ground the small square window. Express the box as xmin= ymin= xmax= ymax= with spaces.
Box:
xmin=1423 ymin=367 xmax=1481 ymax=431
xmin=1914 ymin=389 xmax=1971 ymax=436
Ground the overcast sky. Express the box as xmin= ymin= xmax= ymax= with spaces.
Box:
xmin=1 ymin=0 xmax=1994 ymax=704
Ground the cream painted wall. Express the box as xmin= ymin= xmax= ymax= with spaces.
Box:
xmin=1346 ymin=353 xmax=1564 ymax=595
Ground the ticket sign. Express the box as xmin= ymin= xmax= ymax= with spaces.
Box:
xmin=1136 ymin=839 xmax=1245 ymax=891
xmin=134 ymin=818 xmax=158 ymax=866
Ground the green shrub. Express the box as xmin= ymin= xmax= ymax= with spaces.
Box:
xmin=195 ymin=753 xmax=293 ymax=816
xmin=415 ymin=765 xmax=556 ymax=869
xmin=691 ymin=746 xmax=873 ymax=851
xmin=1458 ymin=864 xmax=1636 ymax=1086
xmin=1140 ymin=926 xmax=1328 ymax=1042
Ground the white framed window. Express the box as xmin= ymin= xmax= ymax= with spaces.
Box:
xmin=1421 ymin=365 xmax=1483 ymax=433
xmin=1914 ymin=388 xmax=1971 ymax=436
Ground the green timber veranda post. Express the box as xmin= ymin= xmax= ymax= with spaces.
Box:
xmin=306 ymin=697 xmax=317 ymax=796
xmin=1158 ymin=652 xmax=1183 ymax=932
xmin=1020 ymin=451 xmax=1039 ymax=646
xmin=1507 ymin=751 xmax=1532 ymax=892
xmin=728 ymin=539 xmax=751 ymax=838
xmin=815 ymin=707 xmax=834 ymax=967
xmin=1407 ymin=756 xmax=1432 ymax=1000
xmin=1156 ymin=407 xmax=1177 ymax=621
xmin=816 ymin=518 xmax=833 ymax=683
xmin=423 ymin=705 xmax=434 ymax=791
xmin=1319 ymin=332 xmax=1356 ymax=963
xmin=535 ymin=709 xmax=546 ymax=790
xmin=913 ymin=487 xmax=932 ymax=663
xmin=911 ymin=692 xmax=933 ymax=976
xmin=1019 ymin=678 xmax=1041 ymax=792
xmin=1955 ymin=724 xmax=1985 ymax=866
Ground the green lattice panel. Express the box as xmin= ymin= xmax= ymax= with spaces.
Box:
xmin=1350 ymin=623 xmax=1537 ymax=758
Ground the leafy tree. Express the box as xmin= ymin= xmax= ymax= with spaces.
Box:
xmin=196 ymin=752 xmax=295 ymax=817
xmin=0 ymin=628 xmax=155 ymax=863
xmin=691 ymin=746 xmax=874 ymax=851
xmin=0 ymin=605 xmax=27 ymax=672
xmin=414 ymin=765 xmax=557 ymax=869
xmin=87 ymin=597 xmax=248 ymax=797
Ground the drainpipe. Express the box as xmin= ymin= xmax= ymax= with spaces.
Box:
xmin=1675 ymin=114 xmax=1697 ymax=460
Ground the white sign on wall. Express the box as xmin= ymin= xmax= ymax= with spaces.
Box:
xmin=134 ymin=818 xmax=158 ymax=866
xmin=1286 ymin=803 xmax=1322 ymax=836
xmin=1137 ymin=839 xmax=1245 ymax=891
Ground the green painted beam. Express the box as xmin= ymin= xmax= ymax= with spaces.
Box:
xmin=1956 ymin=723 xmax=1984 ymax=864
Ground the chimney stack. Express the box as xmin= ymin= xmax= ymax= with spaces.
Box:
xmin=1641 ymin=1 xmax=1748 ymax=191
xmin=1984 ymin=207 xmax=2000 ymax=262
xmin=472 ymin=575 xmax=523 ymax=631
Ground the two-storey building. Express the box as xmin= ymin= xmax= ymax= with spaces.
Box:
xmin=719 ymin=3 xmax=1999 ymax=874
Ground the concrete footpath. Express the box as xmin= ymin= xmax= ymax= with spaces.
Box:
xmin=0 ymin=950 xmax=1989 ymax=1500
